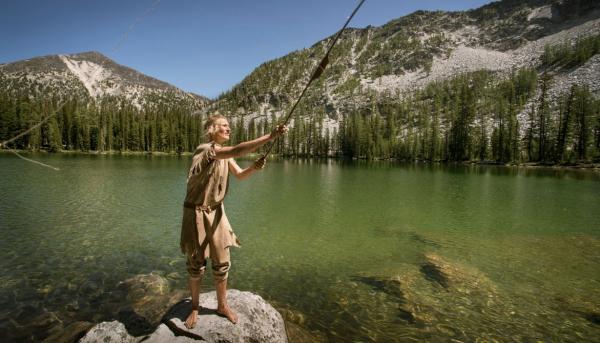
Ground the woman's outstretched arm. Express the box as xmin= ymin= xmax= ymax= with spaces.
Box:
xmin=214 ymin=124 xmax=287 ymax=160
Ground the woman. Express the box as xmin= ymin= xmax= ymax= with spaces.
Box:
xmin=180 ymin=114 xmax=287 ymax=328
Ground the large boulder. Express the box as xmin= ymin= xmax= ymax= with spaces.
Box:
xmin=163 ymin=289 xmax=288 ymax=343
xmin=80 ymin=289 xmax=288 ymax=343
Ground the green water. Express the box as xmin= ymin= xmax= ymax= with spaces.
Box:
xmin=1 ymin=153 xmax=599 ymax=342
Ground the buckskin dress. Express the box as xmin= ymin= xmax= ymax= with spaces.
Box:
xmin=180 ymin=142 xmax=240 ymax=279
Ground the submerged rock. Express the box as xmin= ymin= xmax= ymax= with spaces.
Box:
xmin=351 ymin=272 xmax=437 ymax=326
xmin=284 ymin=321 xmax=326 ymax=343
xmin=42 ymin=321 xmax=94 ymax=343
xmin=408 ymin=231 xmax=442 ymax=248
xmin=116 ymin=272 xmax=186 ymax=333
xmin=350 ymin=254 xmax=506 ymax=339
xmin=79 ymin=321 xmax=135 ymax=343
xmin=421 ymin=253 xmax=498 ymax=296
xmin=272 ymin=302 xmax=327 ymax=343
xmin=553 ymin=294 xmax=600 ymax=326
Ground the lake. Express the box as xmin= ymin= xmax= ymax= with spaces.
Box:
xmin=1 ymin=153 xmax=599 ymax=342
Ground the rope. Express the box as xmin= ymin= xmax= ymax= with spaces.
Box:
xmin=7 ymin=148 xmax=60 ymax=171
xmin=262 ymin=0 xmax=367 ymax=157
xmin=0 ymin=101 xmax=65 ymax=148
xmin=0 ymin=102 xmax=66 ymax=171
xmin=1 ymin=0 xmax=161 ymax=170
xmin=113 ymin=0 xmax=161 ymax=52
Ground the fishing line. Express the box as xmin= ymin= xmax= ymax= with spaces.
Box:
xmin=113 ymin=0 xmax=162 ymax=53
xmin=1 ymin=0 xmax=161 ymax=170
xmin=0 ymin=101 xmax=65 ymax=149
xmin=262 ymin=0 xmax=367 ymax=157
xmin=82 ymin=0 xmax=162 ymax=101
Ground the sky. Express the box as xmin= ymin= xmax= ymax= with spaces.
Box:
xmin=0 ymin=0 xmax=495 ymax=99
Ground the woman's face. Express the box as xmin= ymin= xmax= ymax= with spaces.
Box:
xmin=212 ymin=118 xmax=231 ymax=144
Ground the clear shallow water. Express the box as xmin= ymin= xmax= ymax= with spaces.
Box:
xmin=1 ymin=153 xmax=599 ymax=342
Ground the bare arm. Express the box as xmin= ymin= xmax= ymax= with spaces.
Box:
xmin=228 ymin=157 xmax=265 ymax=180
xmin=213 ymin=124 xmax=287 ymax=160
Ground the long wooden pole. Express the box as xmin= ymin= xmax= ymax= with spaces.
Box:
xmin=262 ymin=0 xmax=367 ymax=157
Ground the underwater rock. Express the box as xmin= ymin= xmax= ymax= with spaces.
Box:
xmin=272 ymin=303 xmax=326 ymax=343
xmin=408 ymin=231 xmax=442 ymax=248
xmin=553 ymin=294 xmax=600 ymax=326
xmin=352 ymin=254 xmax=502 ymax=337
xmin=586 ymin=312 xmax=600 ymax=325
xmin=118 ymin=272 xmax=170 ymax=300
xmin=166 ymin=272 xmax=182 ymax=280
xmin=277 ymin=307 xmax=307 ymax=325
xmin=116 ymin=272 xmax=181 ymax=328
xmin=419 ymin=261 xmax=449 ymax=289
xmin=285 ymin=320 xmax=326 ymax=343
xmin=350 ymin=274 xmax=422 ymax=324
xmin=42 ymin=320 xmax=94 ymax=343
xmin=421 ymin=253 xmax=497 ymax=296
xmin=79 ymin=320 xmax=136 ymax=343
xmin=351 ymin=276 xmax=405 ymax=300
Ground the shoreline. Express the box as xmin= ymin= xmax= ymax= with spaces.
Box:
xmin=1 ymin=148 xmax=599 ymax=170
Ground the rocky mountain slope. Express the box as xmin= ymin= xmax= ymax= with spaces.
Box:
xmin=210 ymin=0 xmax=600 ymax=137
xmin=1 ymin=0 xmax=598 ymax=161
xmin=0 ymin=51 xmax=209 ymax=110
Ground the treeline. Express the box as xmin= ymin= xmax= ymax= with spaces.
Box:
xmin=0 ymin=92 xmax=203 ymax=153
xmin=1 ymin=67 xmax=599 ymax=164
xmin=226 ymin=68 xmax=600 ymax=164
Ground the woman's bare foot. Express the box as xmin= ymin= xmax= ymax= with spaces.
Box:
xmin=185 ymin=307 xmax=199 ymax=329
xmin=216 ymin=306 xmax=238 ymax=324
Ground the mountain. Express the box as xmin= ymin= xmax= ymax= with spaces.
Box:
xmin=1 ymin=0 xmax=599 ymax=162
xmin=0 ymin=51 xmax=209 ymax=109
xmin=0 ymin=52 xmax=211 ymax=153
xmin=214 ymin=0 xmax=599 ymax=113
xmin=202 ymin=0 xmax=600 ymax=163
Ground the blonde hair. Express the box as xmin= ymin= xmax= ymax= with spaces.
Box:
xmin=204 ymin=114 xmax=227 ymax=139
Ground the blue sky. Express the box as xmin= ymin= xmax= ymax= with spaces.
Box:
xmin=0 ymin=0 xmax=494 ymax=98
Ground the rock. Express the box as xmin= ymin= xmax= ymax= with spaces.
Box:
xmin=284 ymin=321 xmax=326 ymax=343
xmin=350 ymin=255 xmax=509 ymax=339
xmin=79 ymin=321 xmax=136 ymax=343
xmin=421 ymin=253 xmax=497 ymax=296
xmin=351 ymin=272 xmax=435 ymax=325
xmin=116 ymin=272 xmax=182 ymax=329
xmin=42 ymin=321 xmax=94 ymax=343
xmin=271 ymin=303 xmax=326 ymax=343
xmin=118 ymin=272 xmax=170 ymax=302
xmin=142 ymin=324 xmax=201 ymax=343
xmin=79 ymin=290 xmax=289 ymax=342
xmin=163 ymin=289 xmax=288 ymax=343
xmin=553 ymin=294 xmax=600 ymax=326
